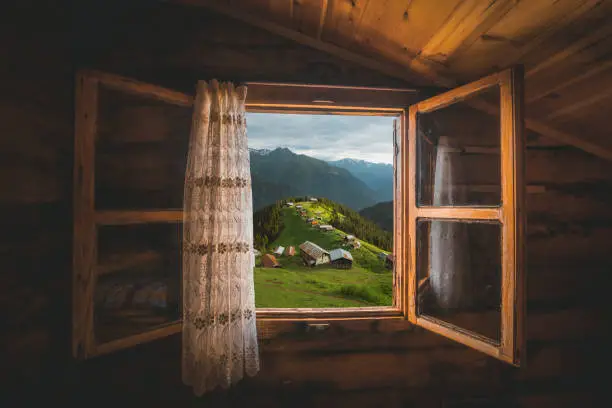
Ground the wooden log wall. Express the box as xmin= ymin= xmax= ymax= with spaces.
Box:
xmin=1 ymin=2 xmax=608 ymax=407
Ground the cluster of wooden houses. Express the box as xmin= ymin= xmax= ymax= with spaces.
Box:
xmin=258 ymin=241 xmax=354 ymax=269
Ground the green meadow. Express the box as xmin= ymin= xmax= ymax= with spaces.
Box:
xmin=254 ymin=202 xmax=393 ymax=308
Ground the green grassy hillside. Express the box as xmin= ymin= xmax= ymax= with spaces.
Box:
xmin=254 ymin=201 xmax=393 ymax=308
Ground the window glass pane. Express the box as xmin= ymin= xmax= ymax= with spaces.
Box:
xmin=417 ymin=86 xmax=501 ymax=207
xmin=94 ymin=223 xmax=182 ymax=343
xmin=416 ymin=219 xmax=502 ymax=343
xmin=95 ymin=85 xmax=191 ymax=210
xmin=247 ymin=113 xmax=396 ymax=308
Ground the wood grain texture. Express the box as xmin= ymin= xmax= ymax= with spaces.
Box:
xmin=88 ymin=70 xmax=193 ymax=107
xmin=95 ymin=210 xmax=183 ymax=225
xmin=72 ymin=72 xmax=98 ymax=359
xmin=94 ymin=322 xmax=182 ymax=356
xmin=416 ymin=0 xmax=517 ymax=65
xmin=405 ymin=68 xmax=525 ymax=365
xmin=406 ymin=105 xmax=417 ymax=323
xmin=499 ymin=66 xmax=525 ymax=366
xmin=174 ymin=0 xmax=430 ymax=86
xmin=415 ymin=207 xmax=501 ymax=221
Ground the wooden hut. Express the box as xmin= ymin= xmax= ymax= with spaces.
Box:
xmin=261 ymin=254 xmax=280 ymax=268
xmin=299 ymin=241 xmax=330 ymax=266
xmin=5 ymin=1 xmax=611 ymax=406
xmin=329 ymin=249 xmax=353 ymax=269
xmin=286 ymin=246 xmax=295 ymax=256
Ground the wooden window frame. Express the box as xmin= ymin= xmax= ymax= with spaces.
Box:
xmin=405 ymin=67 xmax=526 ymax=366
xmin=245 ymin=81 xmax=417 ymax=322
xmin=73 ymin=70 xmax=524 ymax=365
xmin=73 ymin=71 xmax=191 ymax=359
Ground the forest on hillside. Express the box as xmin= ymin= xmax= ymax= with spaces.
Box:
xmin=253 ymin=197 xmax=392 ymax=252
xmin=319 ymin=198 xmax=392 ymax=251
xmin=359 ymin=200 xmax=393 ymax=232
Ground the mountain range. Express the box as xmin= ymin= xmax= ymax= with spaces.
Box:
xmin=250 ymin=148 xmax=391 ymax=211
xmin=327 ymin=158 xmax=393 ymax=202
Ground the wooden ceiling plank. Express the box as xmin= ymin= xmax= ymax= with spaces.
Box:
xmin=268 ymin=0 xmax=293 ymax=22
xmin=529 ymin=66 xmax=612 ymax=119
xmin=175 ymin=0 xmax=430 ymax=85
xmin=294 ymin=0 xmax=325 ymax=37
xmin=417 ymin=0 xmax=517 ymax=65
xmin=317 ymin=0 xmax=330 ymax=40
xmin=526 ymin=21 xmax=612 ymax=78
xmin=524 ymin=119 xmax=612 ymax=162
xmin=448 ymin=0 xmax=604 ymax=80
xmin=175 ymin=0 xmax=612 ymax=162
xmin=527 ymin=59 xmax=612 ymax=104
xmin=320 ymin=0 xmax=369 ymax=49
xmin=494 ymin=0 xmax=603 ymax=74
xmin=545 ymin=85 xmax=612 ymax=121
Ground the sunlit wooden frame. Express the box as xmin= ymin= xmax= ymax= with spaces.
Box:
xmin=244 ymin=81 xmax=418 ymax=321
xmin=404 ymin=67 xmax=526 ymax=365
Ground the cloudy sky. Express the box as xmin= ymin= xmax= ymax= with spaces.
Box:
xmin=246 ymin=113 xmax=396 ymax=164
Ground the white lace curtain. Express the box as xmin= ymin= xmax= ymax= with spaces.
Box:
xmin=429 ymin=136 xmax=471 ymax=309
xmin=182 ymin=80 xmax=259 ymax=395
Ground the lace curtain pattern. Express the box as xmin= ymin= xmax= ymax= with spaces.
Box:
xmin=182 ymin=80 xmax=259 ymax=395
xmin=430 ymin=136 xmax=472 ymax=309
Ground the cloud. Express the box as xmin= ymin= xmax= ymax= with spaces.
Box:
xmin=246 ymin=113 xmax=396 ymax=164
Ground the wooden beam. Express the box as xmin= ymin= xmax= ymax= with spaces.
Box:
xmin=72 ymin=72 xmax=98 ymax=360
xmin=86 ymin=70 xmax=193 ymax=106
xmin=316 ymin=0 xmax=330 ymax=40
xmin=545 ymin=86 xmax=612 ymax=120
xmin=175 ymin=0 xmax=612 ymax=161
xmin=524 ymin=118 xmax=612 ymax=161
xmin=527 ymin=60 xmax=612 ymax=103
xmin=417 ymin=0 xmax=517 ymax=64
xmin=526 ymin=21 xmax=612 ymax=78
xmin=95 ymin=210 xmax=183 ymax=225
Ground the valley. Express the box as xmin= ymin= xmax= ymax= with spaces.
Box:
xmin=254 ymin=200 xmax=393 ymax=308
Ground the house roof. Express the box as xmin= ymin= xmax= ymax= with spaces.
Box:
xmin=261 ymin=254 xmax=279 ymax=268
xmin=299 ymin=241 xmax=329 ymax=259
xmin=187 ymin=0 xmax=612 ymax=163
xmin=330 ymin=248 xmax=353 ymax=262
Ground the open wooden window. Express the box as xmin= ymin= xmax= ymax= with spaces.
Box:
xmin=245 ymin=82 xmax=416 ymax=319
xmin=73 ymin=71 xmax=192 ymax=358
xmin=73 ymin=68 xmax=524 ymax=364
xmin=404 ymin=67 xmax=525 ymax=365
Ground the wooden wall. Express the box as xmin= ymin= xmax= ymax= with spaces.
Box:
xmin=1 ymin=2 xmax=608 ymax=407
